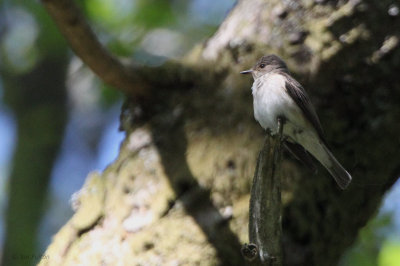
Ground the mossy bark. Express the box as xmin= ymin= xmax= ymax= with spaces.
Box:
xmin=41 ymin=0 xmax=400 ymax=265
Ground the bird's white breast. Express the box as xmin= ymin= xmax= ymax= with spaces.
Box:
xmin=252 ymin=73 xmax=305 ymax=135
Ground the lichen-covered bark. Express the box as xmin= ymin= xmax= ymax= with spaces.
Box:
xmin=41 ymin=0 xmax=400 ymax=265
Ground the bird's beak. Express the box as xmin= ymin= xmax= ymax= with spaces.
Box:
xmin=240 ymin=69 xmax=253 ymax=74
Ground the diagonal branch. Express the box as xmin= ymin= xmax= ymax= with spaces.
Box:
xmin=41 ymin=0 xmax=148 ymax=97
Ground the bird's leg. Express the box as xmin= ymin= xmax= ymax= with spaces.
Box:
xmin=276 ymin=116 xmax=286 ymax=142
xmin=265 ymin=128 xmax=271 ymax=135
xmin=273 ymin=116 xmax=285 ymax=165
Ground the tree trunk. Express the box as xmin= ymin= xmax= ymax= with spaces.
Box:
xmin=2 ymin=56 xmax=68 ymax=266
xmin=40 ymin=0 xmax=400 ymax=265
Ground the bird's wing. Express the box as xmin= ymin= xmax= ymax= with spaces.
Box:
xmin=283 ymin=72 xmax=326 ymax=144
xmin=284 ymin=141 xmax=317 ymax=172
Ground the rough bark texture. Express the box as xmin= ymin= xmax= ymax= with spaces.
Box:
xmin=41 ymin=0 xmax=400 ymax=265
xmin=247 ymin=129 xmax=283 ymax=265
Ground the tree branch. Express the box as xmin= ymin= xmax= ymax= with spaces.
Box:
xmin=41 ymin=0 xmax=148 ymax=97
xmin=244 ymin=121 xmax=284 ymax=266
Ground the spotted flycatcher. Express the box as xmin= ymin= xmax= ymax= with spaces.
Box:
xmin=241 ymin=55 xmax=352 ymax=189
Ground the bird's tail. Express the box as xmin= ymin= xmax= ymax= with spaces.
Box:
xmin=322 ymin=145 xmax=352 ymax=190
xmin=301 ymin=137 xmax=352 ymax=189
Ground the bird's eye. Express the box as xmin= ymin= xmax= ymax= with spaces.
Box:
xmin=259 ymin=63 xmax=266 ymax=68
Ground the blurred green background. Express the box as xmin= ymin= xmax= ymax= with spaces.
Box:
xmin=0 ymin=0 xmax=399 ymax=265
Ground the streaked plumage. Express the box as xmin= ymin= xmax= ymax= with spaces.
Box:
xmin=241 ymin=55 xmax=352 ymax=189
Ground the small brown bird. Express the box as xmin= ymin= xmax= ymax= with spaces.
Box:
xmin=241 ymin=55 xmax=352 ymax=189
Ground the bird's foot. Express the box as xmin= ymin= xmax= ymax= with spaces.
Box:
xmin=277 ymin=116 xmax=286 ymax=142
xmin=265 ymin=128 xmax=272 ymax=136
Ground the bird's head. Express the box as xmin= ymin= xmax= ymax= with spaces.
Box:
xmin=240 ymin=54 xmax=288 ymax=79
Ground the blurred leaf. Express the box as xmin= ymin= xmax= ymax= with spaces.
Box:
xmin=107 ymin=39 xmax=137 ymax=57
xmin=339 ymin=214 xmax=393 ymax=266
xmin=378 ymin=241 xmax=400 ymax=266
xmin=85 ymin=0 xmax=135 ymax=28
xmin=133 ymin=0 xmax=175 ymax=29
xmin=1 ymin=8 xmax=39 ymax=74
xmin=99 ymin=83 xmax=122 ymax=107
xmin=10 ymin=0 xmax=67 ymax=56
